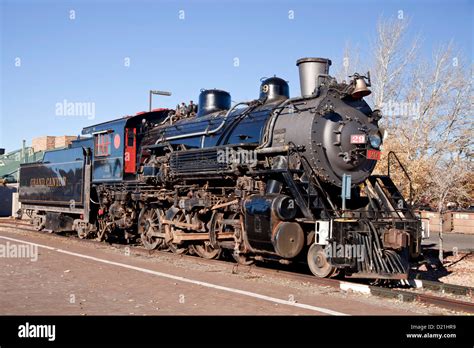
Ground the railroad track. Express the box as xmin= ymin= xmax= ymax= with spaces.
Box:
xmin=1 ymin=218 xmax=473 ymax=314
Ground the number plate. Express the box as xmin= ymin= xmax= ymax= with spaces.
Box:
xmin=350 ymin=134 xmax=366 ymax=144
xmin=367 ymin=149 xmax=381 ymax=160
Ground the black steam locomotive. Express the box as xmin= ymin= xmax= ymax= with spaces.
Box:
xmin=18 ymin=57 xmax=422 ymax=279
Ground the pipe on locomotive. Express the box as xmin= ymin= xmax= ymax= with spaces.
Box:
xmin=257 ymin=97 xmax=293 ymax=149
xmin=155 ymin=101 xmax=252 ymax=144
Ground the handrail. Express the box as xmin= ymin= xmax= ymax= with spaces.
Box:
xmin=155 ymin=101 xmax=253 ymax=144
xmin=288 ymin=141 xmax=340 ymax=218
xmin=387 ymin=151 xmax=413 ymax=205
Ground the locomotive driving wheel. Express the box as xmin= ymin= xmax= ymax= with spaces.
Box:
xmin=228 ymin=212 xmax=254 ymax=265
xmin=307 ymin=244 xmax=338 ymax=278
xmin=138 ymin=206 xmax=165 ymax=250
xmin=166 ymin=209 xmax=188 ymax=254
xmin=191 ymin=241 xmax=221 ymax=259
xmin=189 ymin=211 xmax=223 ymax=259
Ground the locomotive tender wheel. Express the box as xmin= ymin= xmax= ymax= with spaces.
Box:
xmin=138 ymin=207 xmax=165 ymax=250
xmin=307 ymin=244 xmax=338 ymax=278
xmin=33 ymin=215 xmax=45 ymax=231
xmin=77 ymin=228 xmax=88 ymax=239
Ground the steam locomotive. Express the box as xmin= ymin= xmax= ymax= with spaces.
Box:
xmin=18 ymin=57 xmax=422 ymax=279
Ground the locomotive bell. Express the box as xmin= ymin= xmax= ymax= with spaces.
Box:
xmin=351 ymin=77 xmax=371 ymax=99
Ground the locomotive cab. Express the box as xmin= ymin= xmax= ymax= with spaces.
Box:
xmin=81 ymin=109 xmax=170 ymax=182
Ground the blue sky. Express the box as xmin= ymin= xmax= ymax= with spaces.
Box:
xmin=0 ymin=0 xmax=472 ymax=152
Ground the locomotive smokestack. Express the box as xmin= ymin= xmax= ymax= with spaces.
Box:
xmin=296 ymin=57 xmax=332 ymax=97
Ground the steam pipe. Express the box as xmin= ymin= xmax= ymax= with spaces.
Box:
xmin=155 ymin=101 xmax=252 ymax=144
xmin=258 ymin=96 xmax=314 ymax=149
xmin=257 ymin=98 xmax=293 ymax=149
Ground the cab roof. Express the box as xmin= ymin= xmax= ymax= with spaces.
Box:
xmin=81 ymin=109 xmax=170 ymax=135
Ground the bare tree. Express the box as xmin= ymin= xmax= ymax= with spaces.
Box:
xmin=424 ymin=157 xmax=472 ymax=261
xmin=336 ymin=15 xmax=473 ymax=261
xmin=371 ymin=16 xmax=419 ymax=122
xmin=370 ymin=18 xmax=472 ymax=194
xmin=333 ymin=42 xmax=362 ymax=83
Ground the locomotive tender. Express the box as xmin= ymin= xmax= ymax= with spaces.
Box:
xmin=18 ymin=57 xmax=422 ymax=279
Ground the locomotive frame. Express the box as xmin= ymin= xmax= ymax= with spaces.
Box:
xmin=18 ymin=57 xmax=422 ymax=280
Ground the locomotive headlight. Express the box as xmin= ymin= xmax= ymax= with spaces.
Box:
xmin=369 ymin=134 xmax=382 ymax=149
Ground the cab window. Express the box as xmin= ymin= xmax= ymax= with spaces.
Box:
xmin=95 ymin=133 xmax=111 ymax=156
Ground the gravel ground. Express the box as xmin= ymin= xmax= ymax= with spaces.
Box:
xmin=439 ymin=253 xmax=474 ymax=287
xmin=1 ymin=226 xmax=469 ymax=315
xmin=414 ymin=247 xmax=474 ymax=288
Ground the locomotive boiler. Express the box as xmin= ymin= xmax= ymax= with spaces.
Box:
xmin=18 ymin=57 xmax=422 ymax=279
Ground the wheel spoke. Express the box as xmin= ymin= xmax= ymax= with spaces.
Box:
xmin=167 ymin=210 xmax=188 ymax=254
xmin=139 ymin=207 xmax=164 ymax=250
